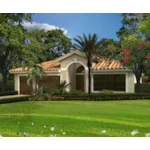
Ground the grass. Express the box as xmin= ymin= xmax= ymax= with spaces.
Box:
xmin=0 ymin=100 xmax=150 ymax=137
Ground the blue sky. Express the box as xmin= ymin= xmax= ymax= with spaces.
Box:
xmin=24 ymin=13 xmax=122 ymax=41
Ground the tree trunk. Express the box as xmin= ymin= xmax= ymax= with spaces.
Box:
xmin=1 ymin=72 xmax=7 ymax=91
xmin=88 ymin=65 xmax=91 ymax=95
xmin=135 ymin=74 xmax=141 ymax=93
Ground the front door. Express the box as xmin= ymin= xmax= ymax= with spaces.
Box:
xmin=76 ymin=75 xmax=84 ymax=92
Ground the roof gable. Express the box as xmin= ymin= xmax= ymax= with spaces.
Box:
xmin=55 ymin=50 xmax=86 ymax=62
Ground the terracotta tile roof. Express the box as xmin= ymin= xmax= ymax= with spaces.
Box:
xmin=92 ymin=59 xmax=125 ymax=70
xmin=9 ymin=50 xmax=126 ymax=73
xmin=9 ymin=60 xmax=60 ymax=73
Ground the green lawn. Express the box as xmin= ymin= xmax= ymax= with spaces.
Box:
xmin=0 ymin=100 xmax=150 ymax=137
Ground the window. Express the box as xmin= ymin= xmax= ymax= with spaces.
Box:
xmin=94 ymin=74 xmax=125 ymax=91
xmin=76 ymin=66 xmax=85 ymax=73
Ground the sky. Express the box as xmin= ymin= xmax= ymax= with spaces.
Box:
xmin=23 ymin=13 xmax=122 ymax=41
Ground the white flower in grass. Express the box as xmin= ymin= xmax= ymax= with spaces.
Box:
xmin=101 ymin=130 xmax=106 ymax=134
xmin=131 ymin=129 xmax=139 ymax=136
xmin=23 ymin=132 xmax=29 ymax=137
xmin=18 ymin=122 xmax=20 ymax=125
xmin=50 ymin=127 xmax=55 ymax=131
xmin=145 ymin=133 xmax=150 ymax=137
xmin=44 ymin=125 xmax=46 ymax=128
xmin=31 ymin=122 xmax=34 ymax=126
xmin=62 ymin=132 xmax=66 ymax=135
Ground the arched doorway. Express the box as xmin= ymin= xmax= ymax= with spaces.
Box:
xmin=76 ymin=66 xmax=85 ymax=91
xmin=67 ymin=63 xmax=85 ymax=92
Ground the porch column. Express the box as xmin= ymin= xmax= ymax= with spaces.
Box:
xmin=85 ymin=70 xmax=88 ymax=93
xmin=61 ymin=69 xmax=70 ymax=92
xmin=32 ymin=79 xmax=36 ymax=91
xmin=14 ymin=74 xmax=20 ymax=94
xmin=125 ymin=72 xmax=135 ymax=93
xmin=91 ymin=73 xmax=94 ymax=93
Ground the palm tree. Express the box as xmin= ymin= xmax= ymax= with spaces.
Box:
xmin=74 ymin=33 xmax=107 ymax=95
xmin=27 ymin=65 xmax=46 ymax=91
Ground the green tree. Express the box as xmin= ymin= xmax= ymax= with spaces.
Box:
xmin=138 ymin=13 xmax=150 ymax=40
xmin=120 ymin=35 xmax=150 ymax=93
xmin=74 ymin=33 xmax=107 ymax=95
xmin=116 ymin=13 xmax=150 ymax=93
xmin=116 ymin=13 xmax=143 ymax=41
xmin=0 ymin=13 xmax=45 ymax=91
xmin=28 ymin=29 xmax=72 ymax=62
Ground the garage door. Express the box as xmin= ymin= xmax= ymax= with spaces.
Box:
xmin=20 ymin=76 xmax=32 ymax=95
xmin=39 ymin=76 xmax=60 ymax=90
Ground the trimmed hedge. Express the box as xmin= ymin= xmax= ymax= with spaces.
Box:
xmin=0 ymin=96 xmax=29 ymax=104
xmin=135 ymin=83 xmax=150 ymax=93
xmin=0 ymin=91 xmax=18 ymax=96
xmin=63 ymin=94 xmax=150 ymax=101
xmin=29 ymin=93 xmax=150 ymax=101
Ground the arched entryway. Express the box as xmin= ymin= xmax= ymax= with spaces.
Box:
xmin=67 ymin=62 xmax=86 ymax=92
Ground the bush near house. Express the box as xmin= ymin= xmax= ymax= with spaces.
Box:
xmin=0 ymin=91 xmax=18 ymax=96
xmin=29 ymin=92 xmax=150 ymax=101
xmin=135 ymin=83 xmax=150 ymax=93
xmin=0 ymin=80 xmax=14 ymax=92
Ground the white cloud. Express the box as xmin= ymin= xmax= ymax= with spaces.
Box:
xmin=22 ymin=21 xmax=68 ymax=35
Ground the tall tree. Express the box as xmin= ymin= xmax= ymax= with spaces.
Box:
xmin=28 ymin=29 xmax=72 ymax=61
xmin=74 ymin=33 xmax=107 ymax=95
xmin=117 ymin=13 xmax=150 ymax=93
xmin=0 ymin=13 xmax=42 ymax=91
xmin=120 ymin=35 xmax=150 ymax=93
xmin=117 ymin=13 xmax=142 ymax=41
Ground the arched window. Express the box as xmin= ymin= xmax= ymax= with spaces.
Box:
xmin=76 ymin=66 xmax=85 ymax=73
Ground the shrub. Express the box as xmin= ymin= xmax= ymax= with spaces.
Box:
xmin=63 ymin=93 xmax=150 ymax=101
xmin=32 ymin=87 xmax=51 ymax=101
xmin=64 ymin=90 xmax=87 ymax=96
xmin=27 ymin=93 xmax=150 ymax=101
xmin=54 ymin=80 xmax=71 ymax=95
xmin=0 ymin=91 xmax=18 ymax=96
xmin=0 ymin=96 xmax=29 ymax=104
xmin=0 ymin=79 xmax=14 ymax=92
xmin=135 ymin=83 xmax=150 ymax=93
xmin=101 ymin=89 xmax=114 ymax=94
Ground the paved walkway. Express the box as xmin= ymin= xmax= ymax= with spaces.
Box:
xmin=0 ymin=95 xmax=29 ymax=99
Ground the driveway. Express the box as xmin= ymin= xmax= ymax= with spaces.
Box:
xmin=0 ymin=95 xmax=29 ymax=99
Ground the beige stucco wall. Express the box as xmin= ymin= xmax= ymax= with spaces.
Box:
xmin=126 ymin=72 xmax=135 ymax=93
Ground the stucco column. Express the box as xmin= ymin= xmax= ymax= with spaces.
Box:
xmin=32 ymin=79 xmax=36 ymax=91
xmin=85 ymin=70 xmax=88 ymax=93
xmin=91 ymin=73 xmax=94 ymax=93
xmin=14 ymin=74 xmax=20 ymax=94
xmin=61 ymin=69 xmax=70 ymax=92
xmin=126 ymin=72 xmax=135 ymax=93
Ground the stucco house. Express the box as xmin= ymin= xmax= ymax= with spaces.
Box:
xmin=9 ymin=50 xmax=135 ymax=94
